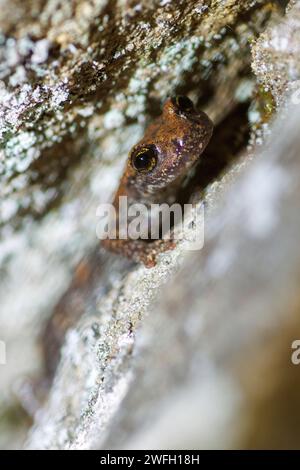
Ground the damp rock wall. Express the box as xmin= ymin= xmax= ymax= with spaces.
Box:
xmin=1 ymin=0 xmax=299 ymax=450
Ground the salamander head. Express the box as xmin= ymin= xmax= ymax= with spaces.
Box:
xmin=127 ymin=96 xmax=213 ymax=195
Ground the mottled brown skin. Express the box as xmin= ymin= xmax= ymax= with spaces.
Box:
xmin=103 ymin=96 xmax=213 ymax=267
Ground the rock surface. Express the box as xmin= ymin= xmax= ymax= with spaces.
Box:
xmin=1 ymin=0 xmax=300 ymax=450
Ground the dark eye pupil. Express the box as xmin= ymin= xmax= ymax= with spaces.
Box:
xmin=132 ymin=146 xmax=158 ymax=172
xmin=172 ymin=95 xmax=194 ymax=112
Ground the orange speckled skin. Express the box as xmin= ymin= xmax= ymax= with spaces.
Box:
xmin=103 ymin=97 xmax=213 ymax=267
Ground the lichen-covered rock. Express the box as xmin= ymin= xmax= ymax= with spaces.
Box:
xmin=252 ymin=1 xmax=300 ymax=106
xmin=1 ymin=0 xmax=298 ymax=450
xmin=0 ymin=0 xmax=275 ymax=228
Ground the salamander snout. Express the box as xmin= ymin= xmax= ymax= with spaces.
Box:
xmin=162 ymin=95 xmax=195 ymax=117
xmin=164 ymin=95 xmax=212 ymax=128
xmin=171 ymin=95 xmax=195 ymax=114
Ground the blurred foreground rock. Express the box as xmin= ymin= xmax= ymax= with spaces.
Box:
xmin=1 ymin=0 xmax=300 ymax=450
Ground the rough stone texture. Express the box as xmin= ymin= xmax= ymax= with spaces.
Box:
xmin=252 ymin=0 xmax=300 ymax=106
xmin=1 ymin=0 xmax=299 ymax=450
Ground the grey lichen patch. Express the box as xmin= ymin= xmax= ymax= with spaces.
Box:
xmin=247 ymin=1 xmax=300 ymax=148
xmin=252 ymin=1 xmax=300 ymax=106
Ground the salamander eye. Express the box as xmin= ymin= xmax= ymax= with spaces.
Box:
xmin=131 ymin=145 xmax=158 ymax=173
xmin=171 ymin=95 xmax=194 ymax=113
